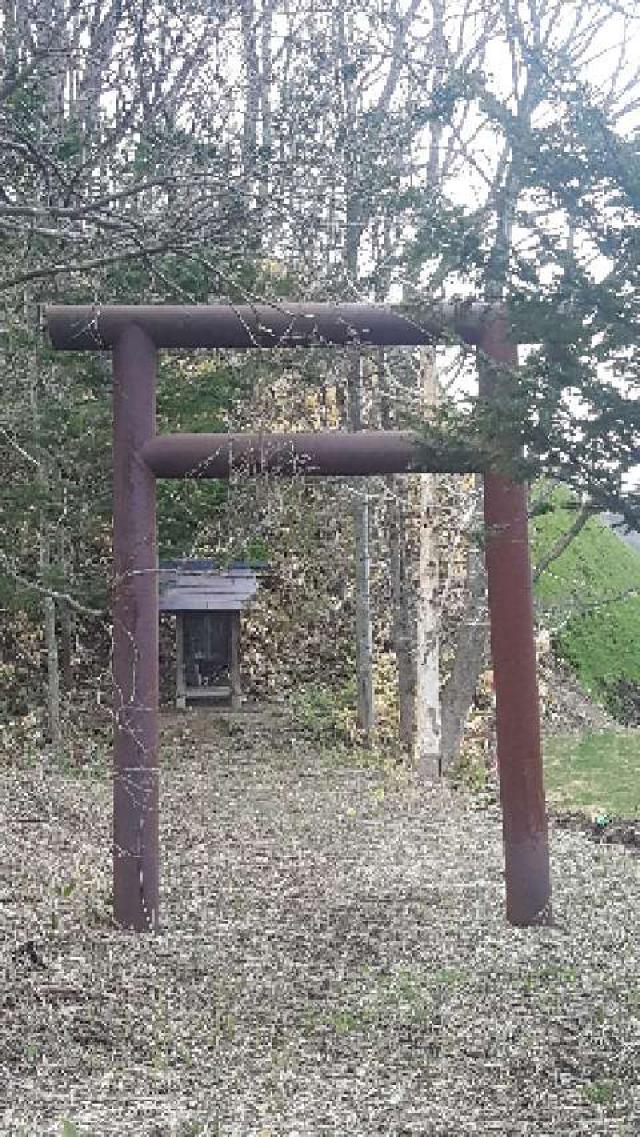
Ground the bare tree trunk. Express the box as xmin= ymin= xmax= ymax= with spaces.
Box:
xmin=241 ymin=0 xmax=259 ymax=192
xmin=338 ymin=5 xmax=374 ymax=741
xmin=354 ymin=494 xmax=375 ymax=736
xmin=414 ymin=348 xmax=441 ymax=777
xmin=440 ymin=484 xmax=488 ymax=770
xmin=33 ymin=396 xmax=62 ymax=744
xmin=379 ymin=349 xmax=412 ymax=749
xmin=58 ymin=598 xmax=74 ymax=690
xmin=43 ymin=598 xmax=62 ymax=743
xmin=386 ymin=474 xmax=415 ymax=748
xmin=57 ymin=519 xmax=75 ymax=689
xmin=348 ymin=356 xmax=375 ymax=738
xmin=379 ymin=345 xmax=419 ymax=753
xmin=40 ymin=534 xmax=62 ymax=745
xmin=36 ymin=0 xmax=68 ymax=746
xmin=258 ymin=0 xmax=273 ymax=205
xmin=397 ymin=507 xmax=415 ymax=748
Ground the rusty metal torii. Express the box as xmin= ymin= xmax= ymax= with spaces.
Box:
xmin=45 ymin=302 xmax=551 ymax=932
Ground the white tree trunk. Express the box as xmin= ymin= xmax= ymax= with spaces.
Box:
xmin=380 ymin=351 xmax=415 ymax=752
xmin=414 ymin=349 xmax=441 ymax=777
xmin=387 ymin=476 xmax=415 ymax=749
xmin=440 ymin=481 xmax=488 ymax=770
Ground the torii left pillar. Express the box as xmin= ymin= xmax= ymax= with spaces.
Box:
xmin=112 ymin=324 xmax=159 ymax=930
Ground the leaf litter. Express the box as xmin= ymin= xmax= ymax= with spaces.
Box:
xmin=0 ymin=709 xmax=638 ymax=1136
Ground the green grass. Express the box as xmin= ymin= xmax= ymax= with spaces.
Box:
xmin=582 ymin=1080 xmax=619 ymax=1107
xmin=531 ymin=487 xmax=640 ymax=699
xmin=543 ymin=729 xmax=640 ymax=817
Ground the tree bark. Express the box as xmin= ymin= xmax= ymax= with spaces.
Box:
xmin=339 ymin=7 xmax=374 ymax=741
xmin=58 ymin=597 xmax=75 ymax=690
xmin=40 ymin=535 xmax=62 ymax=745
xmin=440 ymin=485 xmax=488 ymax=771
xmin=258 ymin=0 xmax=273 ymax=205
xmin=241 ymin=0 xmax=259 ymax=193
xmin=353 ymin=492 xmax=375 ymax=736
xmin=414 ymin=349 xmax=441 ymax=777
xmin=387 ymin=474 xmax=415 ymax=748
xmin=349 ymin=356 xmax=375 ymax=738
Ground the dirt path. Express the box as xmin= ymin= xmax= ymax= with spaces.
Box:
xmin=1 ymin=711 xmax=639 ymax=1136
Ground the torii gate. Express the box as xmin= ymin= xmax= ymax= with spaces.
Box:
xmin=45 ymin=302 xmax=551 ymax=932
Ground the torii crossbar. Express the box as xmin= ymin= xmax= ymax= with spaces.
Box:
xmin=46 ymin=302 xmax=552 ymax=932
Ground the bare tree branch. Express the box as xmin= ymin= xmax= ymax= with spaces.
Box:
xmin=0 ymin=553 xmax=105 ymax=619
xmin=532 ymin=502 xmax=597 ymax=583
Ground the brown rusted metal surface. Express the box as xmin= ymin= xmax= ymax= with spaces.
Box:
xmin=141 ymin=430 xmax=482 ymax=479
xmin=44 ymin=301 xmax=498 ymax=350
xmin=112 ymin=324 xmax=160 ymax=932
xmin=47 ymin=297 xmax=553 ymax=935
xmin=480 ymin=319 xmax=552 ymax=926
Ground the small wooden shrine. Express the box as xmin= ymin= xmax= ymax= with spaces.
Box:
xmin=159 ymin=560 xmax=259 ymax=709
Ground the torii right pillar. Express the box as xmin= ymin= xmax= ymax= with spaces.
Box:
xmin=480 ymin=317 xmax=552 ymax=925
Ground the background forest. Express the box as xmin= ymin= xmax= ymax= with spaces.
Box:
xmin=2 ymin=0 xmax=640 ymax=775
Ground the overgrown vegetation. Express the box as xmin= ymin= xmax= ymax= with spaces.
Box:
xmin=531 ymin=486 xmax=640 ymax=712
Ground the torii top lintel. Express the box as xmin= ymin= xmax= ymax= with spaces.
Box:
xmin=44 ymin=301 xmax=511 ymax=351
